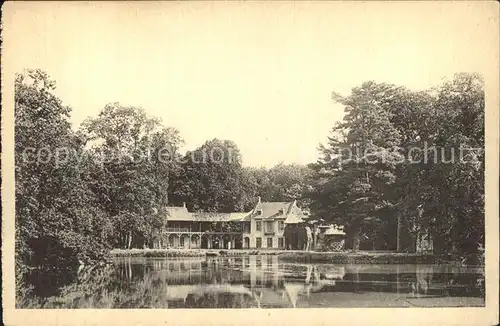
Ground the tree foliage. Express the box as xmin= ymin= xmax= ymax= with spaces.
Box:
xmin=15 ymin=70 xmax=112 ymax=270
xmin=169 ymin=139 xmax=247 ymax=212
xmin=80 ymin=103 xmax=183 ymax=248
xmin=242 ymin=163 xmax=315 ymax=209
xmin=312 ymin=74 xmax=485 ymax=254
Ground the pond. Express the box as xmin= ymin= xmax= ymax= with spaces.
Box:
xmin=17 ymin=255 xmax=485 ymax=308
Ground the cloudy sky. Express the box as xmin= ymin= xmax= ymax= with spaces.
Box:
xmin=4 ymin=2 xmax=495 ymax=167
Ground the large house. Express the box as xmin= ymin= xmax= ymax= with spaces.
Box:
xmin=158 ymin=197 xmax=309 ymax=250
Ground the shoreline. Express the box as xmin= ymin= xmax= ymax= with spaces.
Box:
xmin=110 ymin=248 xmax=443 ymax=264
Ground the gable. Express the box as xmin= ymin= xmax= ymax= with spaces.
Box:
xmin=253 ymin=202 xmax=290 ymax=220
xmin=165 ymin=206 xmax=194 ymax=221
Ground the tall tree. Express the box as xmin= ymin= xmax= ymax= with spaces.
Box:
xmin=15 ymin=70 xmax=112 ymax=270
xmin=313 ymin=81 xmax=403 ymax=251
xmin=402 ymin=73 xmax=485 ymax=255
xmin=80 ymin=103 xmax=183 ymax=248
xmin=242 ymin=163 xmax=315 ymax=208
xmin=169 ymin=139 xmax=246 ymax=212
xmin=313 ymin=74 xmax=485 ymax=255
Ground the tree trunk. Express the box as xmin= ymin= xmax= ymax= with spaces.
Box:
xmin=396 ymin=212 xmax=401 ymax=252
xmin=352 ymin=230 xmax=361 ymax=252
xmin=127 ymin=232 xmax=132 ymax=249
xmin=432 ymin=230 xmax=446 ymax=257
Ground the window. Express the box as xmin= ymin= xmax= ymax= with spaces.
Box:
xmin=267 ymin=238 xmax=273 ymax=248
xmin=278 ymin=221 xmax=284 ymax=231
xmin=256 ymin=237 xmax=262 ymax=248
xmin=256 ymin=221 xmax=262 ymax=231
xmin=278 ymin=237 xmax=284 ymax=248
xmin=266 ymin=221 xmax=274 ymax=232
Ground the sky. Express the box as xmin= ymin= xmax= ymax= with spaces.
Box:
xmin=4 ymin=2 xmax=495 ymax=167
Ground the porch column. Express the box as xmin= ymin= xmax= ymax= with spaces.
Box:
xmin=191 ymin=235 xmax=196 ymax=249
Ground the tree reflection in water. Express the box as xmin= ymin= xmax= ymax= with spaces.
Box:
xmin=17 ymin=256 xmax=485 ymax=308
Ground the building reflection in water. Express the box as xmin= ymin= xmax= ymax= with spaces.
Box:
xmin=115 ymin=256 xmax=353 ymax=308
xmin=20 ymin=255 xmax=485 ymax=308
xmin=113 ymin=256 xmax=485 ymax=308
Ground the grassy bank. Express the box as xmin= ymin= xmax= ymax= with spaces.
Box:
xmin=110 ymin=248 xmax=438 ymax=264
xmin=278 ymin=251 xmax=436 ymax=264
xmin=110 ymin=248 xmax=284 ymax=258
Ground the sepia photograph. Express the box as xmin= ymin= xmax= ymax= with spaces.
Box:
xmin=1 ymin=1 xmax=499 ymax=325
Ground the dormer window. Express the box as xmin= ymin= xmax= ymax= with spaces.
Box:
xmin=256 ymin=209 xmax=263 ymax=216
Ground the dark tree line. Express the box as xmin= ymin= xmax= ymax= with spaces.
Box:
xmin=310 ymin=73 xmax=484 ymax=255
xmin=15 ymin=70 xmax=484 ymax=274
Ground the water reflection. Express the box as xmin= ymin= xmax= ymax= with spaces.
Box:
xmin=18 ymin=256 xmax=485 ymax=308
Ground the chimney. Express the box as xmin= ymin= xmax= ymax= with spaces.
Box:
xmin=182 ymin=202 xmax=186 ymax=208
xmin=252 ymin=196 xmax=262 ymax=215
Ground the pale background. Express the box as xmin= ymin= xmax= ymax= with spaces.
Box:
xmin=2 ymin=1 xmax=499 ymax=325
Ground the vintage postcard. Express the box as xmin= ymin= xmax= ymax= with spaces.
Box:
xmin=2 ymin=1 xmax=499 ymax=325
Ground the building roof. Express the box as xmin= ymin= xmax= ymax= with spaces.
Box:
xmin=252 ymin=202 xmax=290 ymax=220
xmin=191 ymin=212 xmax=251 ymax=222
xmin=284 ymin=214 xmax=304 ymax=224
xmin=165 ymin=198 xmax=307 ymax=224
xmin=242 ymin=199 xmax=308 ymax=224
xmin=284 ymin=204 xmax=307 ymax=224
xmin=229 ymin=212 xmax=252 ymax=221
xmin=165 ymin=206 xmax=194 ymax=221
